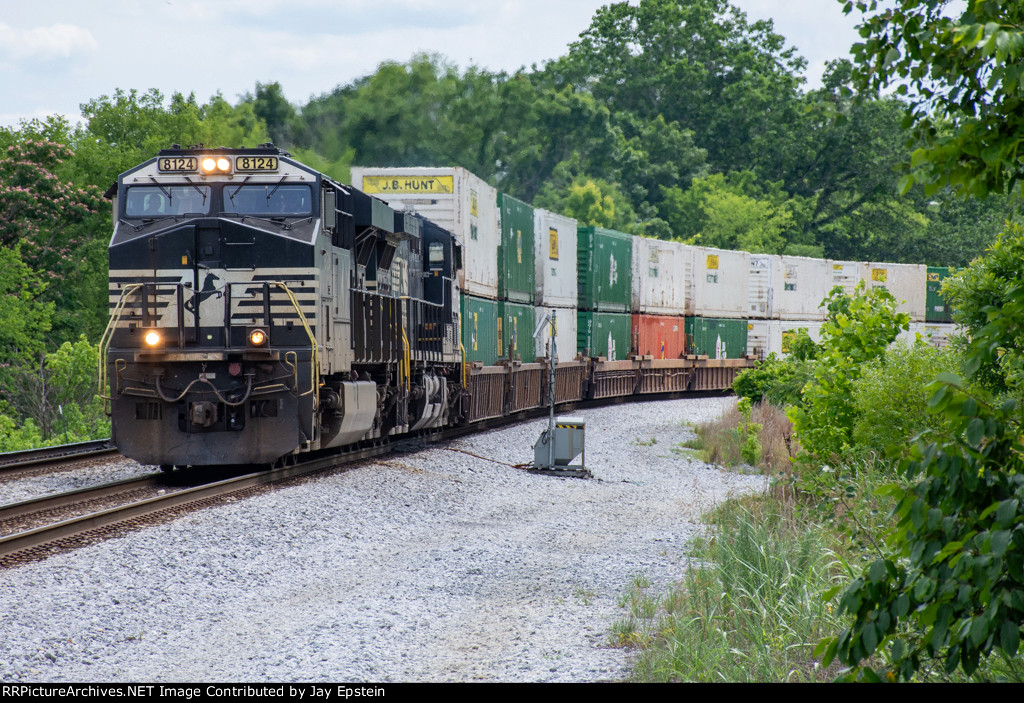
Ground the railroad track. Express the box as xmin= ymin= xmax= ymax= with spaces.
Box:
xmin=0 ymin=390 xmax=727 ymax=568
xmin=0 ymin=439 xmax=119 ymax=479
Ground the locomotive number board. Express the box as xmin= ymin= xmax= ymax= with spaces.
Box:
xmin=157 ymin=156 xmax=199 ymax=172
xmin=235 ymin=156 xmax=279 ymax=172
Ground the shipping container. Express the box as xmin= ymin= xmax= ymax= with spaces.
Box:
xmin=829 ymin=260 xmax=861 ymax=296
xmin=533 ymin=209 xmax=578 ymax=308
xmin=351 ymin=166 xmax=499 ymax=299
xmin=534 ymin=306 xmax=578 ymax=362
xmin=926 ymin=266 xmax=957 ymax=322
xmin=862 ymin=262 xmax=927 ymax=322
xmin=632 ymin=314 xmax=687 ymax=359
xmin=685 ymin=317 xmax=748 ymax=359
xmin=631 ymin=236 xmax=687 ymax=314
xmin=498 ymin=300 xmax=536 ymax=362
xmin=577 ymin=226 xmax=633 ymax=312
xmin=897 ymin=322 xmax=962 ymax=349
xmin=460 ymin=295 xmax=500 ymax=365
xmin=747 ymin=320 xmax=823 ymax=359
xmin=577 ymin=311 xmax=632 ymax=360
xmin=686 ymin=246 xmax=750 ymax=319
xmin=773 ymin=255 xmax=831 ymax=320
xmin=497 ymin=193 xmax=535 ymax=303
xmin=747 ymin=254 xmax=776 ymax=319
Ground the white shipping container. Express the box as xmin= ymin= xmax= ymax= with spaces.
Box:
xmin=863 ymin=262 xmax=927 ymax=322
xmin=533 ymin=209 xmax=578 ymax=308
xmin=747 ymin=254 xmax=777 ymax=319
xmin=534 ymin=306 xmax=578 ymax=363
xmin=631 ymin=236 xmax=687 ymax=314
xmin=350 ymin=166 xmax=499 ymax=299
xmin=747 ymin=320 xmax=823 ymax=358
xmin=897 ymin=322 xmax=962 ymax=349
xmin=829 ymin=260 xmax=861 ymax=297
xmin=687 ymin=246 xmax=750 ymax=318
xmin=772 ymin=255 xmax=831 ymax=321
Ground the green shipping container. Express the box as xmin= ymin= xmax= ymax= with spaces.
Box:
xmin=498 ymin=300 xmax=536 ymax=362
xmin=461 ymin=295 xmax=500 ymax=365
xmin=577 ymin=311 xmax=632 ymax=361
xmin=685 ymin=317 xmax=749 ymax=359
xmin=497 ymin=193 xmax=535 ymax=304
xmin=926 ymin=266 xmax=956 ymax=322
xmin=577 ymin=226 xmax=633 ymax=312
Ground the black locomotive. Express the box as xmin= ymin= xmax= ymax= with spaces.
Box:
xmin=102 ymin=144 xmax=461 ymax=469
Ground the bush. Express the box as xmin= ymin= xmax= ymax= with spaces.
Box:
xmin=733 ymin=353 xmax=813 ymax=407
xmin=851 ymin=341 xmax=959 ymax=454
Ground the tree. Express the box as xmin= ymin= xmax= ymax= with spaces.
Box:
xmin=0 ymin=246 xmax=52 ymax=366
xmin=842 ymin=0 xmax=1024 ymax=199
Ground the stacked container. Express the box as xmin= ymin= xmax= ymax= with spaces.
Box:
xmin=498 ymin=300 xmax=536 ymax=362
xmin=862 ymin=262 xmax=927 ymax=322
xmin=631 ymin=236 xmax=688 ymax=358
xmin=685 ymin=246 xmax=749 ymax=359
xmin=497 ymin=193 xmax=535 ymax=304
xmin=829 ymin=260 xmax=861 ymax=297
xmin=926 ymin=266 xmax=957 ymax=322
xmin=686 ymin=317 xmax=748 ymax=360
xmin=534 ymin=209 xmax=579 ymax=362
xmin=747 ymin=320 xmax=823 ymax=358
xmin=351 ymin=167 xmax=499 ymax=299
xmin=577 ymin=227 xmax=632 ymax=360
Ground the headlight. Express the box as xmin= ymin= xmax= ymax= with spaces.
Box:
xmin=200 ymin=156 xmax=231 ymax=174
xmin=248 ymin=327 xmax=269 ymax=347
xmin=144 ymin=330 xmax=161 ymax=347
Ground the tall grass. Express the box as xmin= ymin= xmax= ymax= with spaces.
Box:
xmin=614 ymin=498 xmax=845 ymax=682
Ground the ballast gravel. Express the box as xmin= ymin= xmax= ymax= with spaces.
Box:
xmin=0 ymin=396 xmax=763 ymax=683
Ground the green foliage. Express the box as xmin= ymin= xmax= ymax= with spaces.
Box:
xmin=533 ymin=162 xmax=638 ymax=231
xmin=842 ymin=0 xmax=1024 ymax=199
xmin=0 ymin=336 xmax=109 ymax=448
xmin=733 ymin=352 xmax=813 ymax=407
xmin=618 ymin=499 xmax=843 ymax=682
xmin=0 ymin=246 xmax=53 ymax=365
xmin=943 ymin=222 xmax=1024 ymax=395
xmin=736 ymin=398 xmax=763 ymax=466
xmin=826 ymin=221 xmax=1024 ymax=681
xmin=851 ymin=342 xmax=959 ymax=454
xmin=788 ymin=283 xmax=909 ymax=462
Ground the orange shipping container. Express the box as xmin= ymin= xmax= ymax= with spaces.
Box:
xmin=632 ymin=314 xmax=687 ymax=359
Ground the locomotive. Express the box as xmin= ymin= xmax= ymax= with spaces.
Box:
xmin=101 ymin=144 xmax=462 ymax=469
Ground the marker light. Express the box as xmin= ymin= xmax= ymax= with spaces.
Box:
xmin=144 ymin=330 xmax=161 ymax=347
xmin=248 ymin=328 xmax=268 ymax=347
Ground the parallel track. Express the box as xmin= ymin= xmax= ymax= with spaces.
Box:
xmin=0 ymin=440 xmax=119 ymax=479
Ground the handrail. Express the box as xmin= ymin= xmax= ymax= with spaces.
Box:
xmin=272 ymin=282 xmax=319 ymax=408
xmin=98 ymin=283 xmax=144 ymax=412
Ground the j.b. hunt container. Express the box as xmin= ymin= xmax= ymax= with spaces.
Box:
xmin=534 ymin=306 xmax=578 ymax=363
xmin=497 ymin=193 xmax=535 ymax=304
xmin=577 ymin=227 xmax=633 ymax=313
xmin=534 ymin=209 xmax=577 ymax=308
xmin=686 ymin=246 xmax=749 ymax=319
xmin=577 ymin=311 xmax=631 ymax=361
xmin=685 ymin=317 xmax=748 ymax=360
xmin=351 ymin=166 xmax=499 ymax=299
xmin=631 ymin=236 xmax=686 ymax=315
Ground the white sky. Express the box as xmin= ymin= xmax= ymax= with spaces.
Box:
xmin=0 ymin=0 xmax=863 ymax=128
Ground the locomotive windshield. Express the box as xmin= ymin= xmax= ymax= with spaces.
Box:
xmin=223 ymin=183 xmax=312 ymax=216
xmin=124 ymin=185 xmax=211 ymax=217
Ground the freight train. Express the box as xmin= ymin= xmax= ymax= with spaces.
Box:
xmin=100 ymin=145 xmax=954 ymax=469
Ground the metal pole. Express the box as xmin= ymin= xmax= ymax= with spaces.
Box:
xmin=548 ymin=310 xmax=556 ymax=470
